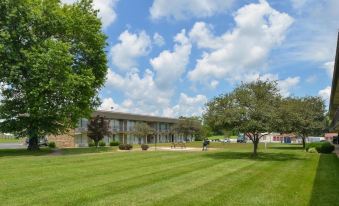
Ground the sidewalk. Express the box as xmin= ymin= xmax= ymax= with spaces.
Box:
xmin=334 ymin=144 xmax=339 ymax=158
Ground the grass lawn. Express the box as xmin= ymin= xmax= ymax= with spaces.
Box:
xmin=0 ymin=143 xmax=338 ymax=206
xmin=0 ymin=138 xmax=22 ymax=143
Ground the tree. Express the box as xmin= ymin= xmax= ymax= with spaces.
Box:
xmin=0 ymin=0 xmax=107 ymax=150
xmin=279 ymin=97 xmax=325 ymax=148
xmin=204 ymin=80 xmax=281 ymax=156
xmin=132 ymin=122 xmax=155 ymax=144
xmin=172 ymin=117 xmax=201 ymax=142
xmin=87 ymin=115 xmax=111 ymax=147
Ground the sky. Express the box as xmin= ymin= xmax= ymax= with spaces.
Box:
xmin=63 ymin=0 xmax=339 ymax=117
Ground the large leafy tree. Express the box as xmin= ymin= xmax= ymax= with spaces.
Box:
xmin=87 ymin=115 xmax=111 ymax=147
xmin=279 ymin=97 xmax=325 ymax=148
xmin=204 ymin=80 xmax=281 ymax=156
xmin=0 ymin=0 xmax=107 ymax=150
xmin=132 ymin=122 xmax=155 ymax=144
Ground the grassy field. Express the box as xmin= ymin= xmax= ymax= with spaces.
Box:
xmin=0 ymin=143 xmax=338 ymax=206
xmin=0 ymin=138 xmax=22 ymax=143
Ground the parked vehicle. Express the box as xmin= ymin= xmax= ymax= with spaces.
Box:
xmin=237 ymin=134 xmax=247 ymax=143
xmin=223 ymin=138 xmax=231 ymax=143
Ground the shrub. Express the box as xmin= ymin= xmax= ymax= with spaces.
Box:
xmin=109 ymin=141 xmax=119 ymax=146
xmin=99 ymin=141 xmax=106 ymax=147
xmin=119 ymin=144 xmax=133 ymax=150
xmin=88 ymin=142 xmax=95 ymax=147
xmin=141 ymin=144 xmax=149 ymax=150
xmin=308 ymin=147 xmax=318 ymax=153
xmin=306 ymin=142 xmax=335 ymax=154
xmin=48 ymin=141 xmax=56 ymax=148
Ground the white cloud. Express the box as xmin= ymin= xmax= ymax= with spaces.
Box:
xmin=286 ymin=0 xmax=339 ymax=65
xmin=61 ymin=0 xmax=118 ymax=29
xmin=153 ymin=33 xmax=165 ymax=46
xmin=188 ymin=1 xmax=294 ymax=84
xmin=105 ymin=68 xmax=207 ymax=117
xmin=277 ymin=76 xmax=300 ymax=97
xmin=290 ymin=0 xmax=307 ymax=9
xmin=150 ymin=29 xmax=191 ymax=89
xmin=323 ymin=61 xmax=334 ymax=77
xmin=318 ymin=86 xmax=331 ymax=101
xmin=242 ymin=73 xmax=300 ymax=97
xmin=110 ymin=30 xmax=151 ymax=70
xmin=105 ymin=69 xmax=172 ymax=115
xmin=150 ymin=0 xmax=234 ymax=20
xmin=163 ymin=93 xmax=207 ymax=117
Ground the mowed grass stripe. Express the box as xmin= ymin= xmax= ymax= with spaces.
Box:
xmin=81 ymin=159 xmax=256 ymax=205
xmin=0 ymin=151 xmax=201 ymax=190
xmin=1 ymin=152 xmax=222 ymax=205
xmin=1 ymin=152 xmax=201 ymax=200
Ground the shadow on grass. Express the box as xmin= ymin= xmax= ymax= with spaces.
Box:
xmin=269 ymin=146 xmax=304 ymax=150
xmin=204 ymin=151 xmax=304 ymax=161
xmin=0 ymin=148 xmax=52 ymax=157
xmin=309 ymin=154 xmax=339 ymax=206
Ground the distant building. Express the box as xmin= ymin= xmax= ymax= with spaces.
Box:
xmin=48 ymin=110 xmax=187 ymax=148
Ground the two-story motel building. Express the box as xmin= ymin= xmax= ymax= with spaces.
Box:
xmin=48 ymin=110 xmax=180 ymax=148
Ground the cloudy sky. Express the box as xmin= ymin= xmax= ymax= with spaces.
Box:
xmin=64 ymin=0 xmax=339 ymax=117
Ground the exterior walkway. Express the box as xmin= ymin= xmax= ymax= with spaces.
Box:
xmin=334 ymin=144 xmax=339 ymax=158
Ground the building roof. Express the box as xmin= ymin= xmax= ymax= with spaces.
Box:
xmin=92 ymin=110 xmax=178 ymax=123
xmin=329 ymin=32 xmax=339 ymax=118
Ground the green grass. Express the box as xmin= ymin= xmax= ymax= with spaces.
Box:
xmin=0 ymin=143 xmax=338 ymax=206
xmin=208 ymin=135 xmax=238 ymax=140
xmin=0 ymin=138 xmax=22 ymax=143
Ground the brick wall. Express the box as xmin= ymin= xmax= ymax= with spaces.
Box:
xmin=47 ymin=130 xmax=75 ymax=148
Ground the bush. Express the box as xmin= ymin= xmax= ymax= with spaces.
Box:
xmin=99 ymin=141 xmax=106 ymax=147
xmin=109 ymin=141 xmax=119 ymax=146
xmin=306 ymin=142 xmax=335 ymax=154
xmin=141 ymin=144 xmax=149 ymax=150
xmin=48 ymin=141 xmax=56 ymax=148
xmin=88 ymin=142 xmax=95 ymax=147
xmin=308 ymin=147 xmax=318 ymax=153
xmin=119 ymin=144 xmax=133 ymax=150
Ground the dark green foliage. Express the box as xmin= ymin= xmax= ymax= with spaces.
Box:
xmin=119 ymin=144 xmax=133 ymax=150
xmin=48 ymin=141 xmax=56 ymax=148
xmin=306 ymin=142 xmax=335 ymax=154
xmin=109 ymin=141 xmax=119 ymax=146
xmin=0 ymin=0 xmax=108 ymax=150
xmin=204 ymin=80 xmax=281 ymax=156
xmin=87 ymin=115 xmax=111 ymax=147
xmin=279 ymin=97 xmax=325 ymax=148
xmin=98 ymin=141 xmax=106 ymax=147
xmin=88 ymin=142 xmax=95 ymax=147
xmin=141 ymin=144 xmax=149 ymax=150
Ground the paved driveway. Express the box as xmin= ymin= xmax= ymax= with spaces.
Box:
xmin=0 ymin=143 xmax=26 ymax=149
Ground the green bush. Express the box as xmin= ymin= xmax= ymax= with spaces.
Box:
xmin=141 ymin=144 xmax=149 ymax=150
xmin=109 ymin=141 xmax=119 ymax=146
xmin=88 ymin=142 xmax=95 ymax=147
xmin=48 ymin=141 xmax=56 ymax=148
xmin=99 ymin=141 xmax=106 ymax=147
xmin=119 ymin=144 xmax=133 ymax=150
xmin=306 ymin=142 xmax=334 ymax=154
xmin=308 ymin=147 xmax=318 ymax=153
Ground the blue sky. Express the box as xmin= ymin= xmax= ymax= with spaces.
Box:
xmin=64 ymin=0 xmax=339 ymax=117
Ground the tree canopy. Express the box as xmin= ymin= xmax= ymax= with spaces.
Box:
xmin=172 ymin=117 xmax=201 ymax=141
xmin=204 ymin=80 xmax=282 ymax=155
xmin=0 ymin=0 xmax=107 ymax=150
xmin=279 ymin=97 xmax=325 ymax=148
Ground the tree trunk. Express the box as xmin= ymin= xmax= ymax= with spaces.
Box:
xmin=27 ymin=135 xmax=39 ymax=151
xmin=253 ymin=140 xmax=258 ymax=156
xmin=145 ymin=135 xmax=148 ymax=144
xmin=95 ymin=140 xmax=99 ymax=148
xmin=302 ymin=137 xmax=306 ymax=149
